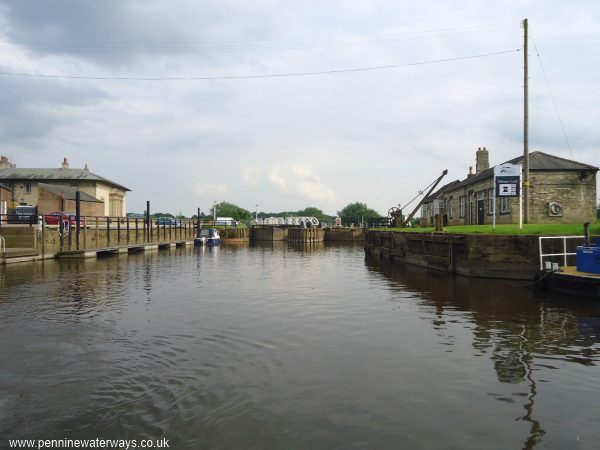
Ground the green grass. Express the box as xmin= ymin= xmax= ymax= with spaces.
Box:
xmin=375 ymin=222 xmax=600 ymax=236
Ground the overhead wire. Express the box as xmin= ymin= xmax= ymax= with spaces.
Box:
xmin=0 ymin=48 xmax=520 ymax=81
xmin=530 ymin=35 xmax=574 ymax=158
xmin=0 ymin=22 xmax=518 ymax=55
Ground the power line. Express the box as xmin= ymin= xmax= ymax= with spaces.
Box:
xmin=0 ymin=48 xmax=520 ymax=81
xmin=531 ymin=36 xmax=573 ymax=158
xmin=0 ymin=22 xmax=518 ymax=55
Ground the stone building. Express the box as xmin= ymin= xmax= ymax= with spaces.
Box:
xmin=421 ymin=148 xmax=598 ymax=225
xmin=0 ymin=184 xmax=11 ymax=216
xmin=0 ymin=156 xmax=130 ymax=217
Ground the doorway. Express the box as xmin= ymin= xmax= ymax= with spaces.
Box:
xmin=477 ymin=200 xmax=485 ymax=225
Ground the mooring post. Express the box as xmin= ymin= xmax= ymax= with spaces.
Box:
xmin=75 ymin=191 xmax=81 ymax=251
xmin=107 ymin=216 xmax=111 ymax=246
xmin=95 ymin=217 xmax=99 ymax=248
xmin=59 ymin=219 xmax=64 ymax=252
xmin=146 ymin=201 xmax=151 ymax=243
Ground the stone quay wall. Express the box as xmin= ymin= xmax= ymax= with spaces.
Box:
xmin=365 ymin=230 xmax=593 ymax=280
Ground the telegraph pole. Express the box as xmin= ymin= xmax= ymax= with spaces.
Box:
xmin=523 ymin=18 xmax=530 ymax=223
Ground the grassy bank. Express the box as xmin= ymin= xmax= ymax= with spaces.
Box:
xmin=375 ymin=222 xmax=600 ymax=236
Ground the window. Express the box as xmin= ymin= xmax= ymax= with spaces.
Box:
xmin=459 ymin=196 xmax=466 ymax=218
xmin=488 ymin=188 xmax=494 ymax=214
xmin=500 ymin=197 xmax=512 ymax=213
xmin=25 ymin=183 xmax=31 ymax=194
xmin=448 ymin=196 xmax=453 ymax=219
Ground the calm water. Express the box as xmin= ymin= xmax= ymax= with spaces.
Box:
xmin=1 ymin=243 xmax=600 ymax=449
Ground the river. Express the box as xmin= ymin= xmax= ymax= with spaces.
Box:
xmin=1 ymin=243 xmax=599 ymax=449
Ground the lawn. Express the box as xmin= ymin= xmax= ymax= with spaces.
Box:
xmin=376 ymin=222 xmax=599 ymax=236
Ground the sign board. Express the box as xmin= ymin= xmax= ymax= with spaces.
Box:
xmin=494 ymin=163 xmax=521 ymax=198
xmin=496 ymin=176 xmax=520 ymax=197
xmin=494 ymin=163 xmax=520 ymax=177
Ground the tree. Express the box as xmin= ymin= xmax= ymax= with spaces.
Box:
xmin=211 ymin=201 xmax=252 ymax=221
xmin=152 ymin=212 xmax=174 ymax=218
xmin=337 ymin=202 xmax=381 ymax=226
xmin=296 ymin=206 xmax=336 ymax=223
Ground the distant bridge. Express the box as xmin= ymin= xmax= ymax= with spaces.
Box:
xmin=250 ymin=216 xmax=320 ymax=227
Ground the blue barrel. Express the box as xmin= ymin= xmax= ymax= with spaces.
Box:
xmin=576 ymin=245 xmax=600 ymax=274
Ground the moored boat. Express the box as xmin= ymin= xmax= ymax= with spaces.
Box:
xmin=537 ymin=230 xmax=600 ymax=299
xmin=537 ymin=266 xmax=600 ymax=299
xmin=198 ymin=228 xmax=221 ymax=246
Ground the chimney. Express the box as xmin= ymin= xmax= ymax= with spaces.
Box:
xmin=62 ymin=157 xmax=69 ymax=169
xmin=0 ymin=156 xmax=9 ymax=169
xmin=467 ymin=166 xmax=474 ymax=178
xmin=84 ymin=163 xmax=89 ymax=172
xmin=476 ymin=147 xmax=490 ymax=174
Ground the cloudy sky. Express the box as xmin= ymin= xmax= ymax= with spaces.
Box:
xmin=1 ymin=0 xmax=598 ymax=216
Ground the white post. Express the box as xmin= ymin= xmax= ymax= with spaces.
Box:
xmin=493 ymin=184 xmax=496 ymax=230
xmin=519 ymin=165 xmax=523 ymax=229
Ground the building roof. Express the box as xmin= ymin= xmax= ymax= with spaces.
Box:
xmin=423 ymin=150 xmax=598 ymax=202
xmin=38 ymin=183 xmax=102 ymax=203
xmin=423 ymin=179 xmax=461 ymax=202
xmin=455 ymin=150 xmax=598 ymax=191
xmin=505 ymin=151 xmax=598 ymax=171
xmin=0 ymin=167 xmax=130 ymax=191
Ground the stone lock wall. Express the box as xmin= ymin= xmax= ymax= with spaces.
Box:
xmin=288 ymin=228 xmax=325 ymax=243
xmin=364 ymin=230 xmax=592 ymax=280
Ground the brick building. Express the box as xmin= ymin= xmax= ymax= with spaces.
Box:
xmin=0 ymin=156 xmax=130 ymax=217
xmin=421 ymin=148 xmax=598 ymax=225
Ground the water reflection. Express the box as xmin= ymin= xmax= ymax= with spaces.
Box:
xmin=365 ymin=256 xmax=600 ymax=449
xmin=2 ymin=246 xmax=600 ymax=449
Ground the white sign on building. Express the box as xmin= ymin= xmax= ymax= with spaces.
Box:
xmin=492 ymin=163 xmax=523 ymax=229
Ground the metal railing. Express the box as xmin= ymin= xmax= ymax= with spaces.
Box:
xmin=538 ymin=236 xmax=584 ymax=270
xmin=0 ymin=213 xmax=238 ymax=253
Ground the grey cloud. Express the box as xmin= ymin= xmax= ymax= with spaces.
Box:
xmin=0 ymin=1 xmax=598 ymax=215
xmin=0 ymin=68 xmax=109 ymax=141
xmin=0 ymin=0 xmax=293 ymax=66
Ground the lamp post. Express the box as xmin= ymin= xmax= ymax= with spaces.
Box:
xmin=255 ymin=204 xmax=258 ymax=220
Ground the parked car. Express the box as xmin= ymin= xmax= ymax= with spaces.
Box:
xmin=43 ymin=211 xmax=86 ymax=227
xmin=156 ymin=217 xmax=182 ymax=227
xmin=7 ymin=205 xmax=39 ymax=224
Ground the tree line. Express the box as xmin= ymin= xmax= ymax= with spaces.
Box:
xmin=148 ymin=201 xmax=383 ymax=226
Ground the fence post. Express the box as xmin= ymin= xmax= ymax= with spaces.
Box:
xmin=146 ymin=201 xmax=151 ymax=243
xmin=107 ymin=216 xmax=111 ymax=246
xmin=75 ymin=191 xmax=81 ymax=251
xmin=82 ymin=216 xmax=87 ymax=250
xmin=59 ymin=219 xmax=64 ymax=252
xmin=95 ymin=217 xmax=99 ymax=248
